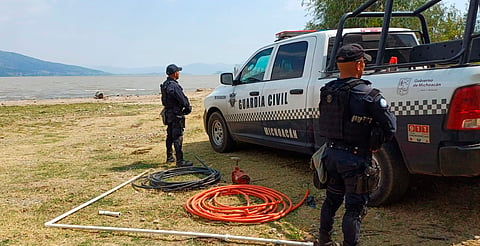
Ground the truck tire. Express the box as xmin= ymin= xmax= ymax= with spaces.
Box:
xmin=207 ymin=111 xmax=235 ymax=153
xmin=368 ymin=142 xmax=410 ymax=206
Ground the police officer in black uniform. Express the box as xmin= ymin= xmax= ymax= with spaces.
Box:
xmin=160 ymin=64 xmax=193 ymax=167
xmin=316 ymin=44 xmax=397 ymax=246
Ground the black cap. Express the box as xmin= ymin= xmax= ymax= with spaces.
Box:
xmin=166 ymin=64 xmax=182 ymax=75
xmin=336 ymin=43 xmax=372 ymax=63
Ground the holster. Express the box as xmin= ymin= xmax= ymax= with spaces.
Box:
xmin=178 ymin=115 xmax=186 ymax=128
xmin=160 ymin=108 xmax=168 ymax=125
xmin=354 ymin=164 xmax=380 ymax=194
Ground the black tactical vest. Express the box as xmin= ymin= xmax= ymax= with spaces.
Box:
xmin=318 ymin=79 xmax=369 ymax=144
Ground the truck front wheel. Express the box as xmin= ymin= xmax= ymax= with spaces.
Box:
xmin=207 ymin=111 xmax=235 ymax=153
xmin=368 ymin=142 xmax=410 ymax=206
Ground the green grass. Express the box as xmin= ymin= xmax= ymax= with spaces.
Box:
xmin=1 ymin=95 xmax=479 ymax=246
xmin=0 ymin=103 xmax=157 ymax=126
xmin=110 ymin=161 xmax=159 ymax=172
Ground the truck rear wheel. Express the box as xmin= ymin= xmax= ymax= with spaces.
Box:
xmin=207 ymin=111 xmax=235 ymax=153
xmin=369 ymin=142 xmax=410 ymax=206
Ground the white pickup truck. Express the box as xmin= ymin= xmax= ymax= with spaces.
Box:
xmin=203 ymin=0 xmax=480 ymax=206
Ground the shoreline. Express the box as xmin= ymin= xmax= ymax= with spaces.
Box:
xmin=0 ymin=88 xmax=213 ymax=106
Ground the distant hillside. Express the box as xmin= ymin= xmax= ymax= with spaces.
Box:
xmin=95 ymin=63 xmax=237 ymax=75
xmin=0 ymin=50 xmax=108 ymax=76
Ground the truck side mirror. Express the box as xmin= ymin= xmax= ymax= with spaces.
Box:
xmin=220 ymin=73 xmax=234 ymax=85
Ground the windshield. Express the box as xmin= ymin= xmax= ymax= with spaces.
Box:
xmin=238 ymin=48 xmax=273 ymax=83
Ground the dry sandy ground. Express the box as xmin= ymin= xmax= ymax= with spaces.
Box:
xmin=1 ymin=88 xmax=479 ymax=246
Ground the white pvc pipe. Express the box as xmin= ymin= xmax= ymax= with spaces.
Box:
xmin=44 ymin=169 xmax=314 ymax=246
xmin=48 ymin=223 xmax=314 ymax=246
xmin=98 ymin=210 xmax=121 ymax=217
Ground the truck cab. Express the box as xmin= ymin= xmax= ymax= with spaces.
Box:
xmin=206 ymin=28 xmax=419 ymax=152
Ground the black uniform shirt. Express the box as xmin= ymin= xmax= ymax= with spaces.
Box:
xmin=161 ymin=77 xmax=191 ymax=112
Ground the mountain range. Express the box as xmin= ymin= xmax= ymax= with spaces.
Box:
xmin=0 ymin=50 xmax=108 ymax=76
xmin=0 ymin=50 xmax=237 ymax=76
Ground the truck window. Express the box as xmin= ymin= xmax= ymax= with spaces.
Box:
xmin=271 ymin=41 xmax=308 ymax=80
xmin=326 ymin=32 xmax=419 ymax=66
xmin=238 ymin=48 xmax=273 ymax=84
xmin=351 ymin=33 xmax=417 ymax=49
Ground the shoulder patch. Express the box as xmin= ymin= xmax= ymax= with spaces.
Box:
xmin=380 ymin=98 xmax=388 ymax=108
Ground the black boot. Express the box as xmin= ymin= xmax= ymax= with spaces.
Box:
xmin=176 ymin=160 xmax=193 ymax=167
xmin=166 ymin=147 xmax=174 ymax=163
xmin=166 ymin=156 xmax=175 ymax=163
xmin=317 ymin=231 xmax=340 ymax=246
xmin=316 ymin=241 xmax=340 ymax=246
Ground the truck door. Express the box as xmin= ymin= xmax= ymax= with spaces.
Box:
xmin=260 ymin=38 xmax=316 ymax=152
xmin=225 ymin=47 xmax=274 ymax=142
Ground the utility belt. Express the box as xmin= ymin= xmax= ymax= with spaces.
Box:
xmin=326 ymin=140 xmax=371 ymax=157
xmin=163 ymin=106 xmax=184 ymax=116
xmin=327 ymin=140 xmax=379 ymax=194
xmin=161 ymin=107 xmax=185 ymax=127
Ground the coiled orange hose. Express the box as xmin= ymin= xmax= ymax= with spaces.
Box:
xmin=185 ymin=184 xmax=309 ymax=223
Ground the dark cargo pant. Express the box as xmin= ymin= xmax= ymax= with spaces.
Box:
xmin=319 ymin=147 xmax=369 ymax=246
xmin=166 ymin=118 xmax=184 ymax=162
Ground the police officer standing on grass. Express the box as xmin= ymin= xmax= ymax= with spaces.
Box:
xmin=316 ymin=44 xmax=396 ymax=246
xmin=160 ymin=64 xmax=193 ymax=167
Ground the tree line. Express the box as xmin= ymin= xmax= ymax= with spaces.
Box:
xmin=301 ymin=0 xmax=472 ymax=42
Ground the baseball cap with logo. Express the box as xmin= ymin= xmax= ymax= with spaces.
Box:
xmin=336 ymin=43 xmax=372 ymax=63
xmin=166 ymin=64 xmax=182 ymax=75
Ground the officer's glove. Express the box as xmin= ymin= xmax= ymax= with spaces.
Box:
xmin=182 ymin=106 xmax=192 ymax=115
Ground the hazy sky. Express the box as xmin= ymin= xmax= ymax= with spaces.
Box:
xmin=0 ymin=0 xmax=468 ymax=69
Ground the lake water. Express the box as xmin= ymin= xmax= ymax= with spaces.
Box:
xmin=0 ymin=74 xmax=221 ymax=101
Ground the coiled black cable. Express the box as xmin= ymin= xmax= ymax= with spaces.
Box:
xmin=132 ymin=162 xmax=221 ymax=192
